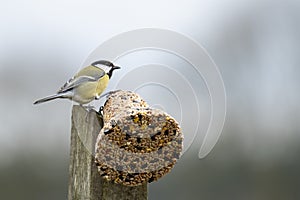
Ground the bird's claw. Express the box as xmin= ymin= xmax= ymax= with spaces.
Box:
xmin=99 ymin=106 xmax=104 ymax=114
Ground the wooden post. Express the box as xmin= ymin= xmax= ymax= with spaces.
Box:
xmin=68 ymin=105 xmax=148 ymax=200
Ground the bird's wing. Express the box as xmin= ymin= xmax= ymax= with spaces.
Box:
xmin=57 ymin=75 xmax=97 ymax=93
xmin=91 ymin=69 xmax=106 ymax=80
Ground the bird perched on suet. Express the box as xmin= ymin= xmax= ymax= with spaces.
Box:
xmin=33 ymin=60 xmax=120 ymax=105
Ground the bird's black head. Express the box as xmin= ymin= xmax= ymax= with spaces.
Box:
xmin=91 ymin=60 xmax=120 ymax=79
xmin=91 ymin=60 xmax=114 ymax=67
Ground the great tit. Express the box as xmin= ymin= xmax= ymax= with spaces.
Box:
xmin=33 ymin=60 xmax=120 ymax=105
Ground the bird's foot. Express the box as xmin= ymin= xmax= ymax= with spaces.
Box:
xmin=81 ymin=105 xmax=96 ymax=112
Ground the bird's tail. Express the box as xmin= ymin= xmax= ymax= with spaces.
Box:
xmin=33 ymin=93 xmax=65 ymax=105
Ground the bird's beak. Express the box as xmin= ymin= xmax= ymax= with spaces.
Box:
xmin=113 ymin=66 xmax=121 ymax=70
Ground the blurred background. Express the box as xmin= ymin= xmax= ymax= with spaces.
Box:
xmin=1 ymin=0 xmax=300 ymax=199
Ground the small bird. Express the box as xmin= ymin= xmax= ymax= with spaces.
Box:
xmin=34 ymin=60 xmax=120 ymax=105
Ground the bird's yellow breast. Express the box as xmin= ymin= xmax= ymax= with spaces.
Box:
xmin=95 ymin=74 xmax=109 ymax=96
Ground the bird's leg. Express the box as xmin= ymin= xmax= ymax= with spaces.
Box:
xmin=95 ymin=93 xmax=102 ymax=100
xmin=99 ymin=90 xmax=122 ymax=99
